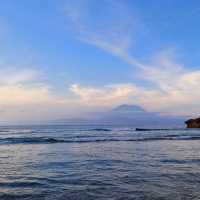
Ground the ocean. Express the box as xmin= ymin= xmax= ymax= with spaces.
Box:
xmin=0 ymin=125 xmax=200 ymax=200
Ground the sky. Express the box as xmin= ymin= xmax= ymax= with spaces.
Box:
xmin=0 ymin=0 xmax=200 ymax=124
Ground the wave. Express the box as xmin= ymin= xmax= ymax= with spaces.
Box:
xmin=0 ymin=137 xmax=66 ymax=145
xmin=0 ymin=134 xmax=200 ymax=145
xmin=135 ymin=128 xmax=186 ymax=131
xmin=161 ymin=159 xmax=200 ymax=164
xmin=0 ymin=181 xmax=44 ymax=188
xmin=87 ymin=128 xmax=112 ymax=131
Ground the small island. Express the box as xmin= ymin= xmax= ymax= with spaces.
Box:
xmin=185 ymin=117 xmax=200 ymax=128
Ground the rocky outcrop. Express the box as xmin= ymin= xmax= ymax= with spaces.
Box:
xmin=185 ymin=117 xmax=200 ymax=128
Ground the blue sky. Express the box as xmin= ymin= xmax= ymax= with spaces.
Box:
xmin=0 ymin=0 xmax=200 ymax=123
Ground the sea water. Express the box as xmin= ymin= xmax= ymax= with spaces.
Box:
xmin=0 ymin=125 xmax=200 ymax=199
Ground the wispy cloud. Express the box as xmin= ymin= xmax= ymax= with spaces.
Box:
xmin=65 ymin=0 xmax=144 ymax=68
xmin=64 ymin=1 xmax=200 ymax=116
xmin=0 ymin=68 xmax=38 ymax=85
xmin=69 ymin=52 xmax=200 ymax=116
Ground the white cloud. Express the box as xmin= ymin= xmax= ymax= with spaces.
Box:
xmin=70 ymin=83 xmax=137 ymax=106
xmin=0 ymin=68 xmax=82 ymax=124
xmin=1 ymin=57 xmax=200 ymax=124
xmin=69 ymin=52 xmax=200 ymax=117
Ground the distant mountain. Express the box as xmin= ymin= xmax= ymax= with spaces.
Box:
xmin=112 ymin=104 xmax=145 ymax=112
xmin=52 ymin=104 xmax=186 ymax=128
xmin=102 ymin=104 xmax=185 ymax=127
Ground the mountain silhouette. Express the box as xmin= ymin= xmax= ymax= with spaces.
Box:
xmin=53 ymin=104 xmax=185 ymax=127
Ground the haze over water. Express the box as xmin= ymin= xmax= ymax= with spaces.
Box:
xmin=0 ymin=125 xmax=200 ymax=200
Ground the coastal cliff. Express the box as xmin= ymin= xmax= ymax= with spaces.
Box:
xmin=185 ymin=118 xmax=200 ymax=128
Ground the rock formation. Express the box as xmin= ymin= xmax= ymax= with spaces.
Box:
xmin=185 ymin=117 xmax=200 ymax=128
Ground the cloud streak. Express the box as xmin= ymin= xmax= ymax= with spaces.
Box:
xmin=65 ymin=0 xmax=145 ymax=68
xmin=64 ymin=0 xmax=200 ymax=117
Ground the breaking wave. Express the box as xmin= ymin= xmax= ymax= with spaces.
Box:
xmin=1 ymin=134 xmax=200 ymax=145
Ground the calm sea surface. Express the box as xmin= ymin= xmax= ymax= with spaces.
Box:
xmin=0 ymin=125 xmax=200 ymax=200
